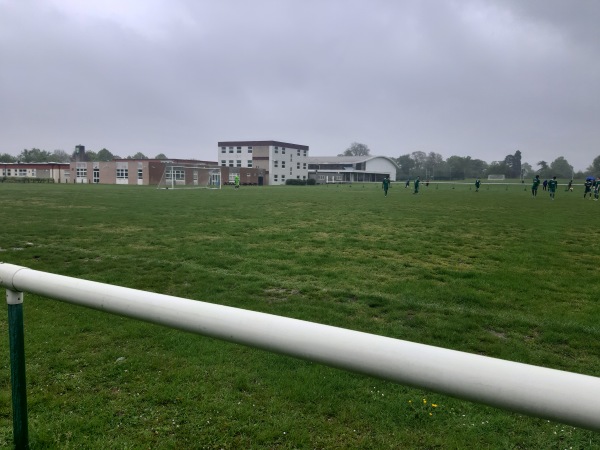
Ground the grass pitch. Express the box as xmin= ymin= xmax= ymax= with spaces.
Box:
xmin=0 ymin=181 xmax=599 ymax=448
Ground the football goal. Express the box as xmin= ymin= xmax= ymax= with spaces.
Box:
xmin=487 ymin=174 xmax=506 ymax=180
xmin=157 ymin=163 xmax=221 ymax=190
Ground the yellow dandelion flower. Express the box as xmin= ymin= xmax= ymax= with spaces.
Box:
xmin=429 ymin=413 xmax=433 ymax=416
xmin=431 ymin=404 xmax=438 ymax=408
xmin=422 ymin=399 xmax=427 ymax=404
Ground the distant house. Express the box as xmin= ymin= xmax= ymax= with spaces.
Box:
xmin=307 ymin=156 xmax=398 ymax=183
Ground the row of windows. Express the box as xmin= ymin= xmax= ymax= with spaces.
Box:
xmin=273 ymin=161 xmax=307 ymax=169
xmin=273 ymin=147 xmax=308 ymax=157
xmin=2 ymin=169 xmax=32 ymax=176
xmin=220 ymin=160 xmax=253 ymax=168
xmin=165 ymin=169 xmax=184 ymax=180
xmin=272 ymin=175 xmax=308 ymax=182
xmin=221 ymin=146 xmax=253 ymax=154
xmin=77 ymin=168 xmax=143 ymax=180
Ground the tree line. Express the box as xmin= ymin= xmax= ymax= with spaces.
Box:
xmin=340 ymin=142 xmax=599 ymax=180
xmin=0 ymin=148 xmax=168 ymax=163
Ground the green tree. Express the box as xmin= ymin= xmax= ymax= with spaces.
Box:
xmin=410 ymin=151 xmax=427 ymax=172
xmin=50 ymin=149 xmax=71 ymax=162
xmin=85 ymin=151 xmax=98 ymax=161
xmin=128 ymin=152 xmax=148 ymax=160
xmin=536 ymin=161 xmax=549 ymax=178
xmin=97 ymin=148 xmax=114 ymax=162
xmin=18 ymin=148 xmax=53 ymax=162
xmin=586 ymin=155 xmax=600 ymax=174
xmin=521 ymin=162 xmax=533 ymax=178
xmin=503 ymin=150 xmax=522 ymax=178
xmin=425 ymin=152 xmax=444 ymax=178
xmin=0 ymin=153 xmax=16 ymax=163
xmin=155 ymin=153 xmax=168 ymax=159
xmin=394 ymin=154 xmax=414 ymax=177
xmin=339 ymin=142 xmax=370 ymax=157
xmin=549 ymin=157 xmax=573 ymax=178
xmin=487 ymin=160 xmax=508 ymax=177
xmin=470 ymin=159 xmax=488 ymax=177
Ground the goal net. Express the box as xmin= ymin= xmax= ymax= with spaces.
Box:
xmin=487 ymin=174 xmax=506 ymax=180
xmin=157 ymin=163 xmax=221 ymax=190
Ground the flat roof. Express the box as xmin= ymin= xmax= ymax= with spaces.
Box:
xmin=218 ymin=140 xmax=309 ymax=150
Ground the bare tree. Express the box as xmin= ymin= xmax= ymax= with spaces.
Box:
xmin=339 ymin=142 xmax=371 ymax=157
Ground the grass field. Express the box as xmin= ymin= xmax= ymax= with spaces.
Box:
xmin=1 ymin=181 xmax=599 ymax=449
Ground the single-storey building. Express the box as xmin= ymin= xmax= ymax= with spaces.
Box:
xmin=1 ymin=162 xmax=70 ymax=183
xmin=307 ymin=156 xmax=398 ymax=183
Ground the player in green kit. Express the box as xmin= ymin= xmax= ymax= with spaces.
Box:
xmin=475 ymin=178 xmax=481 ymax=192
xmin=382 ymin=175 xmax=390 ymax=197
xmin=414 ymin=176 xmax=420 ymax=194
xmin=548 ymin=176 xmax=558 ymax=200
xmin=584 ymin=178 xmax=593 ymax=199
xmin=531 ymin=175 xmax=541 ymax=197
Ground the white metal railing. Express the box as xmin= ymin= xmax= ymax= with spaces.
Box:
xmin=2 ymin=262 xmax=600 ymax=440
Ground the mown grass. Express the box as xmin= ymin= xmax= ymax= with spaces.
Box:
xmin=0 ymin=181 xmax=599 ymax=449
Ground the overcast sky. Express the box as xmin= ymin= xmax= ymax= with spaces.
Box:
xmin=1 ymin=0 xmax=599 ymax=171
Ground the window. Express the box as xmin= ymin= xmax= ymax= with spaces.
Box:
xmin=221 ymin=147 xmax=226 ymax=153
xmin=138 ymin=169 xmax=143 ymax=180
xmin=236 ymin=160 xmax=242 ymax=167
xmin=31 ymin=169 xmax=36 ymax=176
xmin=247 ymin=160 xmax=253 ymax=168
xmin=297 ymin=150 xmax=300 ymax=156
xmin=274 ymin=147 xmax=279 ymax=153
xmin=229 ymin=160 xmax=234 ymax=167
xmin=274 ymin=175 xmax=278 ymax=181
xmin=281 ymin=161 xmax=285 ymax=168
xmin=303 ymin=150 xmax=307 ymax=156
xmin=237 ymin=147 xmax=242 ymax=153
xmin=297 ymin=162 xmax=300 ymax=169
xmin=18 ymin=169 xmax=27 ymax=176
xmin=116 ymin=168 xmax=128 ymax=179
xmin=229 ymin=147 xmax=234 ymax=153
xmin=274 ymin=160 xmax=278 ymax=168
xmin=282 ymin=148 xmax=286 ymax=154
xmin=76 ymin=167 xmax=87 ymax=178
xmin=290 ymin=168 xmax=292 ymax=175
xmin=281 ymin=175 xmax=286 ymax=181
xmin=303 ymin=163 xmax=307 ymax=169
xmin=248 ymin=147 xmax=253 ymax=153
xmin=221 ymin=160 xmax=227 ymax=166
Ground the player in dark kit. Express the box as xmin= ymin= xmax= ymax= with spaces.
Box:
xmin=414 ymin=176 xmax=420 ymax=194
xmin=584 ymin=178 xmax=593 ymax=199
xmin=475 ymin=178 xmax=481 ymax=192
xmin=548 ymin=176 xmax=558 ymax=200
xmin=382 ymin=176 xmax=390 ymax=197
xmin=531 ymin=175 xmax=541 ymax=197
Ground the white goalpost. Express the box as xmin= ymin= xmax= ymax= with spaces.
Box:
xmin=157 ymin=163 xmax=222 ymax=190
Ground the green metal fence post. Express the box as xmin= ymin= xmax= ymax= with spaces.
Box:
xmin=7 ymin=289 xmax=29 ymax=449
